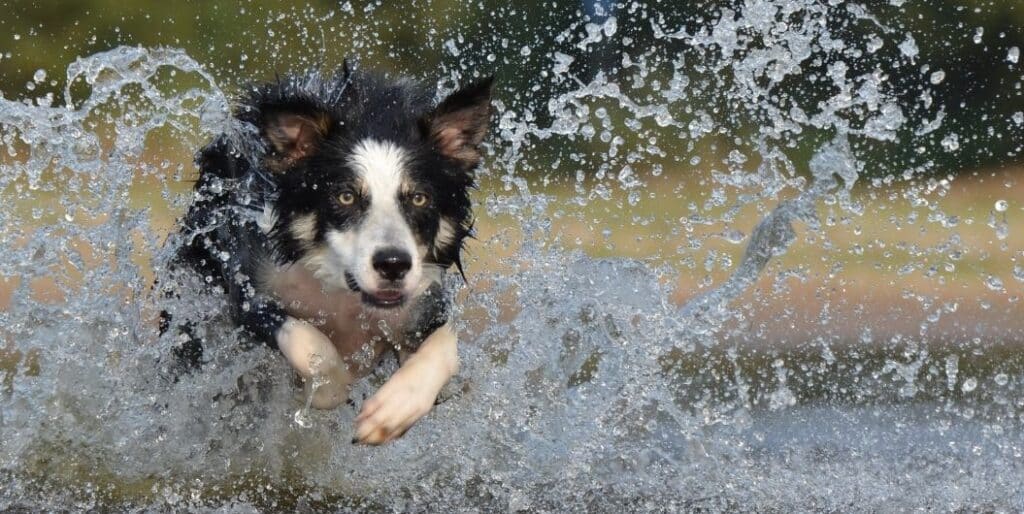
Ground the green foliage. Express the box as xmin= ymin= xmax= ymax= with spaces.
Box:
xmin=0 ymin=0 xmax=1022 ymax=176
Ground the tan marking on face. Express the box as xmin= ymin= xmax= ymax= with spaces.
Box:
xmin=289 ymin=213 xmax=317 ymax=242
xmin=434 ymin=218 xmax=456 ymax=249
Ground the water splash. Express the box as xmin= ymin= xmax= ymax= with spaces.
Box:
xmin=2 ymin=2 xmax=1023 ymax=511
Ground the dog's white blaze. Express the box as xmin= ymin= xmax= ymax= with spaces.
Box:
xmin=348 ymin=138 xmax=407 ymax=200
xmin=342 ymin=138 xmax=422 ymax=293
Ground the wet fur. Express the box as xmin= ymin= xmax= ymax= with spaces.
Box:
xmin=159 ymin=64 xmax=492 ymax=444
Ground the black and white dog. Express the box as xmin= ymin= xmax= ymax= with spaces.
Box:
xmin=160 ymin=64 xmax=492 ymax=445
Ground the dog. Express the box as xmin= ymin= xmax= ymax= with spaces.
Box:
xmin=158 ymin=63 xmax=493 ymax=445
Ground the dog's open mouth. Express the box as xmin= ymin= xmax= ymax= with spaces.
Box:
xmin=362 ymin=289 xmax=406 ymax=308
xmin=345 ymin=272 xmax=406 ymax=308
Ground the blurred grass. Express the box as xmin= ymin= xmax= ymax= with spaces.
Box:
xmin=1 ymin=1 xmax=1023 ymax=177
xmin=2 ymin=142 xmax=1022 ymax=311
xmin=470 ymin=166 xmax=1024 ymax=284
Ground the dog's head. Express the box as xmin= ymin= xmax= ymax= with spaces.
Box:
xmin=243 ymin=70 xmax=492 ymax=309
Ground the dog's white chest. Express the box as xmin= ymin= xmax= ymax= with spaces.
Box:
xmin=261 ymin=263 xmax=402 ymax=371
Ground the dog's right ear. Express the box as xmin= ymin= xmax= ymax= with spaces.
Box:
xmin=421 ymin=76 xmax=494 ymax=170
xmin=262 ymin=109 xmax=333 ymax=170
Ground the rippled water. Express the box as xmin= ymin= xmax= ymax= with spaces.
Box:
xmin=2 ymin=1 xmax=1024 ymax=511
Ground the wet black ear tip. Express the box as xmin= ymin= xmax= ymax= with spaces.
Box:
xmin=473 ymin=75 xmax=496 ymax=93
xmin=453 ymin=75 xmax=494 ymax=100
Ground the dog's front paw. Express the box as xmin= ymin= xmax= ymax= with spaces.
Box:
xmin=277 ymin=318 xmax=352 ymax=409
xmin=353 ymin=368 xmax=438 ymax=445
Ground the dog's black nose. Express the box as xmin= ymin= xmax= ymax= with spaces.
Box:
xmin=372 ymin=248 xmax=412 ymax=281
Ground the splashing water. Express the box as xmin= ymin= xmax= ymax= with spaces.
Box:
xmin=2 ymin=2 xmax=1024 ymax=511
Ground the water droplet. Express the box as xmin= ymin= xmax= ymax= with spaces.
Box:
xmin=985 ymin=275 xmax=1005 ymax=292
xmin=995 ymin=222 xmax=1009 ymax=241
xmin=946 ymin=355 xmax=959 ymax=391
xmin=444 ymin=39 xmax=460 ymax=56
xmin=720 ymin=229 xmax=746 ymax=244
xmin=995 ymin=199 xmax=1009 ymax=212
xmin=995 ymin=374 xmax=1009 ymax=386
xmin=603 ymin=16 xmax=618 ymax=37
xmin=929 ymin=70 xmax=945 ymax=85
xmin=866 ymin=35 xmax=884 ymax=53
xmin=940 ymin=133 xmax=960 ymax=151
xmin=973 ymin=27 xmax=984 ymax=44
xmin=627 ymin=190 xmax=640 ymax=206
xmin=293 ymin=409 xmax=312 ymax=428
xmin=32 ymin=69 xmax=46 ymax=83
xmin=961 ymin=377 xmax=977 ymax=393
xmin=899 ymin=34 xmax=919 ymax=59
xmin=1009 ymin=46 xmax=1020 ymax=64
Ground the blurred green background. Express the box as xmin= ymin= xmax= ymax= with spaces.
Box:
xmin=1 ymin=0 xmax=1023 ymax=177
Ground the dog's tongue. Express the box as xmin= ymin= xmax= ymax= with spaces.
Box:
xmin=373 ymin=290 xmax=403 ymax=301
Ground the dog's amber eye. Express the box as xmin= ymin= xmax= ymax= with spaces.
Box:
xmin=411 ymin=192 xmax=429 ymax=207
xmin=339 ymin=191 xmax=356 ymax=205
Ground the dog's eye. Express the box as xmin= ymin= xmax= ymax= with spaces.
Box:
xmin=411 ymin=192 xmax=429 ymax=207
xmin=338 ymin=191 xmax=356 ymax=205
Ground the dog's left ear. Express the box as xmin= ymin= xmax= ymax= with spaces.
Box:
xmin=422 ymin=76 xmax=494 ymax=169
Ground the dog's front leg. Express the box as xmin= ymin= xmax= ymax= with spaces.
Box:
xmin=276 ymin=317 xmax=352 ymax=409
xmin=353 ymin=321 xmax=458 ymax=445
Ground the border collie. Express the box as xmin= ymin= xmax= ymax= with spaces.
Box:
xmin=159 ymin=63 xmax=493 ymax=445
